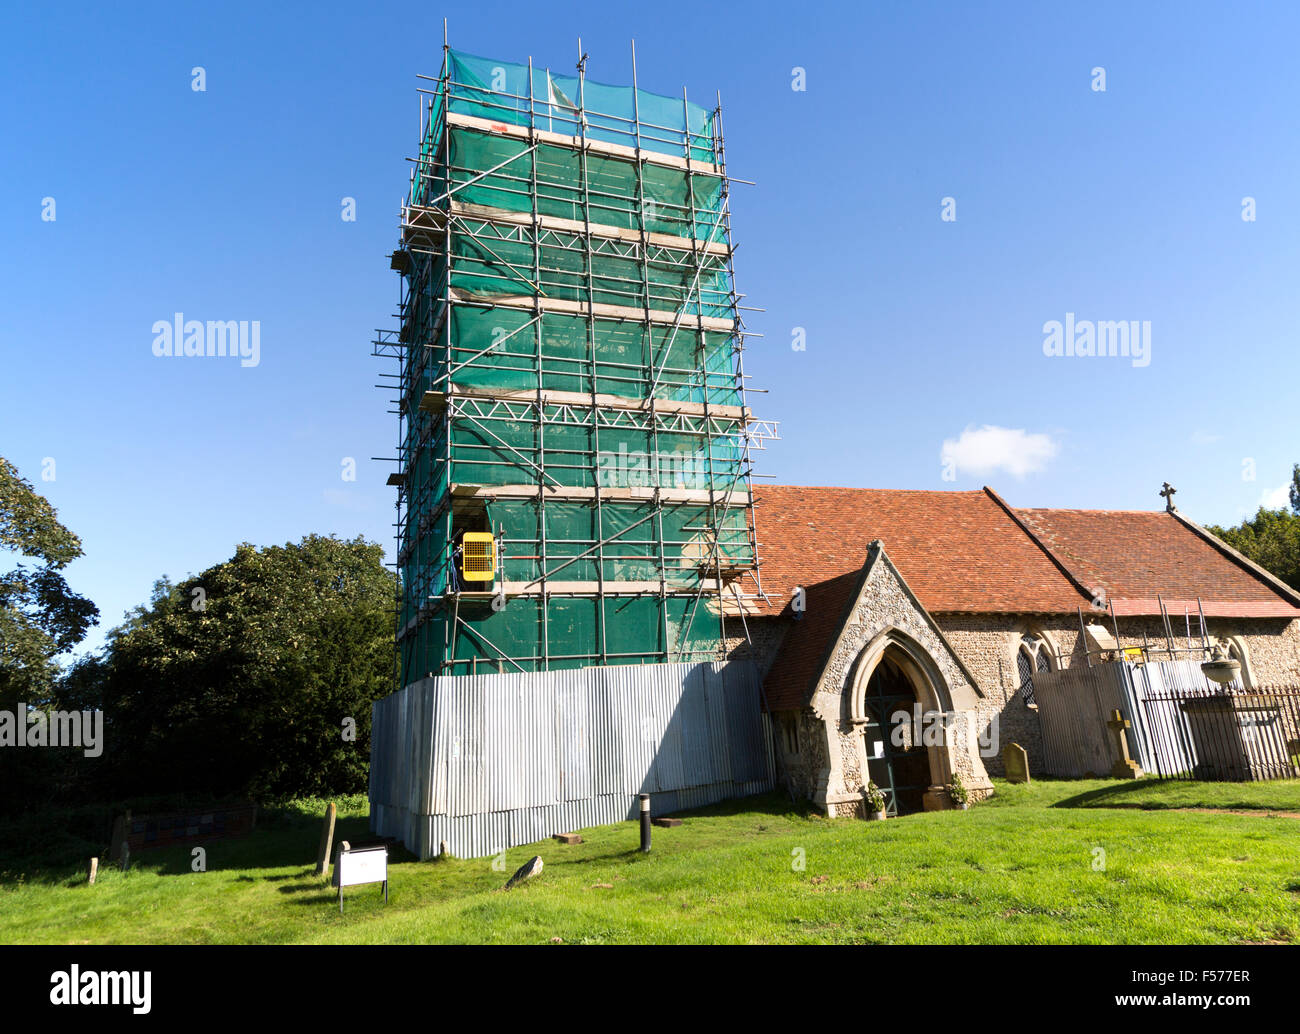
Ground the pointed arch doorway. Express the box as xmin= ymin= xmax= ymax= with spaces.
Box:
xmin=861 ymin=655 xmax=931 ymax=815
xmin=851 ymin=634 xmax=954 ymax=816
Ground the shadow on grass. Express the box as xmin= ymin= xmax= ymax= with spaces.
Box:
xmin=277 ymin=880 xmax=328 ymax=895
xmin=287 ymin=892 xmax=340 ymax=908
xmin=0 ymin=796 xmax=370 ymax=880
xmin=12 ymin=792 xmax=816 ymax=885
xmin=140 ymin=818 xmax=375 ymax=876
xmin=1051 ymin=778 xmax=1172 ymax=810
xmin=401 ymin=792 xmax=815 ymax=867
xmin=5 ymin=817 xmax=379 ymax=886
xmin=1050 ymin=777 xmax=1300 ymax=813
xmin=653 ymin=790 xmax=818 ymax=822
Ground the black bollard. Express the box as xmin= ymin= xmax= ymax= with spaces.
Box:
xmin=639 ymin=793 xmax=651 ymax=853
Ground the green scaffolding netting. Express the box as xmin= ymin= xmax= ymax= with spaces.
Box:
xmin=486 ymin=497 xmax=752 ymax=583
xmin=401 ymin=593 xmax=726 ymax=677
xmin=396 ymin=493 xmax=753 ymax=676
xmin=397 ymin=49 xmax=752 ymax=686
xmin=427 ymin=126 xmax=727 ymax=243
xmin=446 ymin=409 xmax=745 ymax=492
xmin=444 ymin=49 xmax=717 ymax=163
xmin=447 ymin=218 xmax=731 ymax=318
xmin=420 ymin=305 xmax=740 ymax=406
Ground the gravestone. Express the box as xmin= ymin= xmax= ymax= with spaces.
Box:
xmin=315 ymin=802 xmax=337 ymax=877
xmin=1002 ymin=742 xmax=1031 ymax=784
xmin=504 ymin=855 xmax=543 ymax=890
xmin=1106 ymin=709 xmax=1143 ymax=779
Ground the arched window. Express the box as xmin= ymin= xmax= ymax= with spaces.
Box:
xmin=1016 ymin=633 xmax=1054 ymax=707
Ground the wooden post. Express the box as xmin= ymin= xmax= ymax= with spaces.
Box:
xmin=315 ymin=802 xmax=337 ymax=878
xmin=87 ymin=858 xmax=98 ymax=885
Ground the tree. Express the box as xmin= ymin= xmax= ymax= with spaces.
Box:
xmin=1290 ymin=462 xmax=1300 ymax=515
xmin=1207 ymin=506 xmax=1300 ymax=593
xmin=0 ymin=457 xmax=98 ymax=704
xmin=99 ymin=534 xmax=396 ymax=800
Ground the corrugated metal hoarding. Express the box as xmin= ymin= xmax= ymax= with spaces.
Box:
xmin=369 ymin=660 xmax=774 ymax=859
xmin=1034 ymin=659 xmax=1219 ymax=777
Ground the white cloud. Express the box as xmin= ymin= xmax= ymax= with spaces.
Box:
xmin=941 ymin=425 xmax=1059 ymax=479
xmin=1189 ymin=429 xmax=1222 ymax=445
xmin=1259 ymin=483 xmax=1290 ymax=509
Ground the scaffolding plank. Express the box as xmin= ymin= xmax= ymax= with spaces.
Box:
xmin=447 ymin=110 xmax=722 ymax=176
xmin=445 ymin=287 xmax=735 ymax=332
xmin=447 ymin=483 xmax=751 ymax=506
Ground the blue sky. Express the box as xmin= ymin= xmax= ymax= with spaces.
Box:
xmin=3 ymin=1 xmax=1298 ymax=656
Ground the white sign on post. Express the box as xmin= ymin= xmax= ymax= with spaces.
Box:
xmin=334 ymin=841 xmax=388 ymax=914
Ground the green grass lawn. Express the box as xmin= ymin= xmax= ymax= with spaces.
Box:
xmin=2 ymin=779 xmax=1298 ymax=945
xmin=987 ymin=775 xmax=1300 ymax=813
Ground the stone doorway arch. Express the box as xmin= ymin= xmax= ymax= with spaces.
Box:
xmin=848 ymin=631 xmax=955 ymax=814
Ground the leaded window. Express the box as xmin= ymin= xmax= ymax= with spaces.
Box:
xmin=1017 ymin=633 xmax=1053 ymax=706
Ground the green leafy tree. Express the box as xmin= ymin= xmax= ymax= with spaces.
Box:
xmin=1207 ymin=504 xmax=1300 ymax=593
xmin=100 ymin=534 xmax=396 ymax=800
xmin=0 ymin=457 xmax=98 ymax=704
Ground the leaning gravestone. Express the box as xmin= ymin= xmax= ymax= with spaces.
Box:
xmin=504 ymin=855 xmax=543 ymax=890
xmin=315 ymin=802 xmax=337 ymax=877
xmin=1002 ymin=742 xmax=1031 ymax=784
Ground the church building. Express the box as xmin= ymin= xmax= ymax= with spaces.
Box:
xmin=732 ymin=485 xmax=1300 ymax=817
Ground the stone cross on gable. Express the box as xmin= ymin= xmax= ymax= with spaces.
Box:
xmin=1107 ymin=709 xmax=1142 ymax=779
xmin=1159 ymin=482 xmax=1177 ymax=512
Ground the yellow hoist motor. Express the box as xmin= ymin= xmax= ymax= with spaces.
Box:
xmin=461 ymin=532 xmax=496 ymax=582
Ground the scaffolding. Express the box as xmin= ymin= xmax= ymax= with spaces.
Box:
xmin=374 ymin=33 xmax=776 ymax=684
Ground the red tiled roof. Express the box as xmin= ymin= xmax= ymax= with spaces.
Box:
xmin=1012 ymin=507 xmax=1300 ymax=618
xmin=751 ymin=485 xmax=1088 ymax=617
xmin=762 ymin=568 xmax=866 ymax=711
xmin=752 ymin=485 xmax=1300 ymax=711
